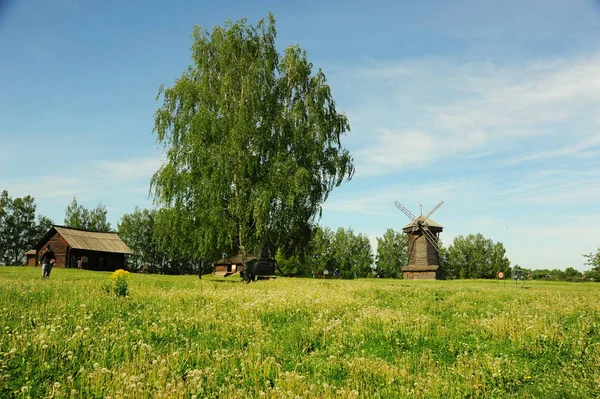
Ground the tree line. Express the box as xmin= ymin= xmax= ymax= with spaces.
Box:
xmin=2 ymin=188 xmax=599 ymax=281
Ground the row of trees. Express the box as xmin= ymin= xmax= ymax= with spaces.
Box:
xmin=439 ymin=233 xmax=511 ymax=279
xmin=275 ymin=227 xmax=374 ymax=278
xmin=117 ymin=207 xmax=206 ymax=275
xmin=524 ymin=247 xmax=600 ymax=282
xmin=0 ymin=191 xmax=53 ymax=265
xmin=3 ymin=187 xmax=598 ymax=282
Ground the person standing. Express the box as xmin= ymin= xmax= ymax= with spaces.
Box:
xmin=77 ymin=257 xmax=82 ymax=269
xmin=40 ymin=245 xmax=56 ymax=279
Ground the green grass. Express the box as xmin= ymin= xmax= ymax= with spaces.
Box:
xmin=1 ymin=267 xmax=599 ymax=398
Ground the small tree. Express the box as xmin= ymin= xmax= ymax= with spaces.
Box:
xmin=583 ymin=247 xmax=600 ymax=272
xmin=445 ymin=233 xmax=511 ymax=279
xmin=329 ymin=227 xmax=373 ymax=278
xmin=0 ymin=190 xmax=53 ymax=265
xmin=118 ymin=207 xmax=162 ymax=272
xmin=375 ymin=228 xmax=407 ymax=278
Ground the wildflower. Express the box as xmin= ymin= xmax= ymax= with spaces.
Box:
xmin=110 ymin=269 xmax=130 ymax=280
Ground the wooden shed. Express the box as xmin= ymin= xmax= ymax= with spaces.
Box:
xmin=25 ymin=249 xmax=37 ymax=266
xmin=214 ymin=253 xmax=257 ymax=277
xmin=33 ymin=225 xmax=133 ymax=271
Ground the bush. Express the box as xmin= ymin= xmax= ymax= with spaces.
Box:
xmin=101 ymin=269 xmax=130 ymax=297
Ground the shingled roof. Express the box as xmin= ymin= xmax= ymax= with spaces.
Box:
xmin=403 ymin=215 xmax=443 ymax=229
xmin=35 ymin=226 xmax=133 ymax=254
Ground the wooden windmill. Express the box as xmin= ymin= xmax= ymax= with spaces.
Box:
xmin=394 ymin=201 xmax=444 ymax=280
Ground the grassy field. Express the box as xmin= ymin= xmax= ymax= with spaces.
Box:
xmin=1 ymin=267 xmax=599 ymax=398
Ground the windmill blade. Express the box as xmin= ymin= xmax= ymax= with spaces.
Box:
xmin=424 ymin=200 xmax=444 ymax=220
xmin=422 ymin=228 xmax=440 ymax=252
xmin=394 ymin=201 xmax=418 ymax=222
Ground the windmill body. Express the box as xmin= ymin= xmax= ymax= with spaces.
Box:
xmin=395 ymin=201 xmax=444 ymax=280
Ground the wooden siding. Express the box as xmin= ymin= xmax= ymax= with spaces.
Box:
xmin=403 ymin=271 xmax=437 ymax=280
xmin=26 ymin=254 xmax=37 ymax=266
xmin=407 ymin=233 xmax=440 ymax=267
xmin=38 ymin=230 xmax=70 ymax=268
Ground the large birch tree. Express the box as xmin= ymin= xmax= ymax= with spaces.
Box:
xmin=151 ymin=14 xmax=353 ymax=276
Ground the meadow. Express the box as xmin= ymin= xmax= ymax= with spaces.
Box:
xmin=1 ymin=267 xmax=599 ymax=398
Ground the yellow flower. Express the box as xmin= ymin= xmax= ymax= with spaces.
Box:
xmin=110 ymin=269 xmax=130 ymax=280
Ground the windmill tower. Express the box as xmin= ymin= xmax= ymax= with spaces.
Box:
xmin=394 ymin=201 xmax=444 ymax=280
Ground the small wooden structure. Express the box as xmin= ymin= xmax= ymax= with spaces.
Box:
xmin=213 ymin=252 xmax=276 ymax=280
xmin=32 ymin=225 xmax=133 ymax=271
xmin=214 ymin=253 xmax=257 ymax=277
xmin=25 ymin=249 xmax=37 ymax=266
xmin=395 ymin=201 xmax=444 ymax=280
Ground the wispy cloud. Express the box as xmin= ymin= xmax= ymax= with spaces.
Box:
xmin=93 ymin=157 xmax=163 ymax=181
xmin=337 ymin=52 xmax=600 ymax=176
xmin=0 ymin=155 xmax=159 ymax=224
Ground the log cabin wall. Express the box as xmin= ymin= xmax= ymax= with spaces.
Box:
xmin=38 ymin=231 xmax=69 ymax=268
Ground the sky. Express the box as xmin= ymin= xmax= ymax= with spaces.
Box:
xmin=1 ymin=0 xmax=599 ymax=271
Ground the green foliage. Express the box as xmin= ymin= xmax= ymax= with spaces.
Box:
xmin=2 ymin=267 xmax=600 ymax=398
xmin=583 ymin=269 xmax=600 ymax=281
xmin=274 ymin=249 xmax=303 ymax=276
xmin=304 ymin=226 xmax=335 ymax=276
xmin=150 ymin=14 xmax=353 ymax=271
xmin=64 ymin=197 xmax=111 ymax=232
xmin=375 ymin=228 xmax=408 ymax=278
xmin=118 ymin=207 xmax=162 ymax=272
xmin=583 ymin=247 xmax=600 ymax=272
xmin=329 ymin=227 xmax=373 ymax=278
xmin=113 ymin=277 xmax=129 ymax=297
xmin=444 ymin=233 xmax=511 ymax=279
xmin=564 ymin=267 xmax=582 ymax=281
xmin=0 ymin=190 xmax=53 ymax=265
xmin=277 ymin=226 xmax=373 ymax=278
xmin=118 ymin=207 xmax=210 ymax=275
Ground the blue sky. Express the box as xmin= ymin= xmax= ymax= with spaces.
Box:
xmin=1 ymin=0 xmax=599 ymax=271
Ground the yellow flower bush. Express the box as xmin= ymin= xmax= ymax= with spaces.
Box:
xmin=110 ymin=269 xmax=130 ymax=280
xmin=104 ymin=269 xmax=130 ymax=297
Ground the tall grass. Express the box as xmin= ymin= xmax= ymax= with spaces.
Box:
xmin=1 ymin=267 xmax=599 ymax=398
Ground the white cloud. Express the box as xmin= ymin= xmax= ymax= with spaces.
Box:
xmin=0 ymin=155 xmax=159 ymax=225
xmin=338 ymin=53 xmax=600 ymax=176
xmin=93 ymin=157 xmax=163 ymax=181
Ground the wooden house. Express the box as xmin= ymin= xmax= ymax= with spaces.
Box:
xmin=32 ymin=225 xmax=133 ymax=271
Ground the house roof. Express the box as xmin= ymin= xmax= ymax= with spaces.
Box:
xmin=35 ymin=226 xmax=133 ymax=254
xmin=214 ymin=253 xmax=257 ymax=265
xmin=25 ymin=249 xmax=36 ymax=255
